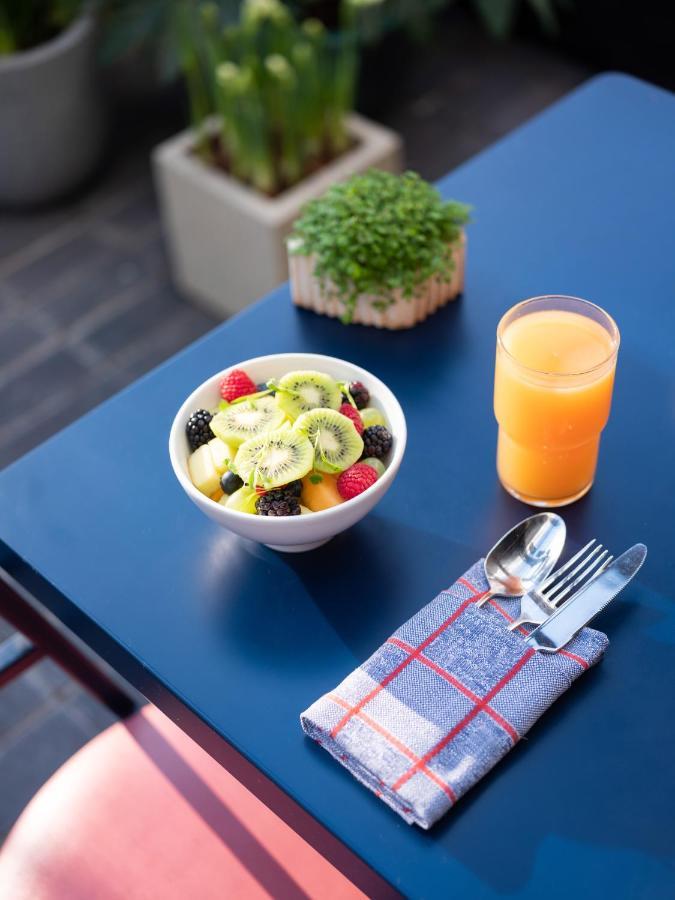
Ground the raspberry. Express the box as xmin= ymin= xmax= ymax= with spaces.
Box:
xmin=337 ymin=462 xmax=378 ymax=500
xmin=339 ymin=402 xmax=364 ymax=435
xmin=219 ymin=369 xmax=257 ymax=402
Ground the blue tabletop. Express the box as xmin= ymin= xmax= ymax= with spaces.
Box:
xmin=1 ymin=73 xmax=674 ymax=898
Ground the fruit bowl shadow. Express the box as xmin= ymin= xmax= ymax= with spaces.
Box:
xmin=169 ymin=353 xmax=407 ymax=552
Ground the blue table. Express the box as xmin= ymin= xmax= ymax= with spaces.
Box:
xmin=1 ymin=74 xmax=674 ymax=898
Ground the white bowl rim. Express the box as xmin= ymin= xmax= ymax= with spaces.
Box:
xmin=168 ymin=352 xmax=407 ymax=529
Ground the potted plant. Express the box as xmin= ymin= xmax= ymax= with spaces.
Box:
xmin=0 ymin=1 xmax=105 ymax=207
xmin=288 ymin=169 xmax=470 ymax=328
xmin=152 ymin=0 xmax=402 ymax=318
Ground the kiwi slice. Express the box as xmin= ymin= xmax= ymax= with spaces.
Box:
xmin=294 ymin=408 xmax=364 ymax=474
xmin=209 ymin=395 xmax=285 ymax=447
xmin=275 ymin=370 xmax=341 ymax=420
xmin=233 ymin=428 xmax=314 ymax=489
xmin=222 ymin=485 xmax=258 ymax=514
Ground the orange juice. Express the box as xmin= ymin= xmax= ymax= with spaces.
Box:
xmin=494 ymin=297 xmax=619 ymax=506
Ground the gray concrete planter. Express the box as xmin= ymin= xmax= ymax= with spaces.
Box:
xmin=0 ymin=13 xmax=105 ymax=208
xmin=153 ymin=114 xmax=403 ymax=318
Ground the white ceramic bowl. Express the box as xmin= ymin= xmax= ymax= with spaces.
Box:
xmin=169 ymin=353 xmax=407 ymax=552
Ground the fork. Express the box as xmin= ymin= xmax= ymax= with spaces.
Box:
xmin=507 ymin=540 xmax=613 ymax=631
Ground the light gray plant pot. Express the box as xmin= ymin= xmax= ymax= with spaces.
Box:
xmin=153 ymin=114 xmax=403 ymax=318
xmin=0 ymin=13 xmax=105 ymax=208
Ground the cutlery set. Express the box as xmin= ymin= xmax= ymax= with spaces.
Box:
xmin=302 ymin=512 xmax=646 ymax=829
xmin=481 ymin=514 xmax=646 ymax=652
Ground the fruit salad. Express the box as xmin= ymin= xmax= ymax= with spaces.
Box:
xmin=185 ymin=368 xmax=394 ymax=516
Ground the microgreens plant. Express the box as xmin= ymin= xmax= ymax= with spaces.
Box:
xmin=291 ymin=169 xmax=471 ymax=323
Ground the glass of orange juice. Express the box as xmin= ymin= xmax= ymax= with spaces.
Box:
xmin=494 ymin=295 xmax=620 ymax=507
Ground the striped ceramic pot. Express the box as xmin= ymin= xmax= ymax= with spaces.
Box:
xmin=288 ymin=232 xmax=465 ymax=330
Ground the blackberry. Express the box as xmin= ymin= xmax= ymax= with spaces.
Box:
xmin=361 ymin=425 xmax=392 ymax=460
xmin=256 ymin=490 xmax=301 ymax=516
xmin=348 ymin=381 xmax=370 ymax=410
xmin=282 ymin=479 xmax=302 ymax=498
xmin=186 ymin=409 xmax=213 ymax=450
xmin=221 ymin=471 xmax=244 ymax=495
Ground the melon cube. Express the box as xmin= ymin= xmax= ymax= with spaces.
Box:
xmin=188 ymin=444 xmax=220 ymax=496
xmin=301 ymin=473 xmax=343 ymax=511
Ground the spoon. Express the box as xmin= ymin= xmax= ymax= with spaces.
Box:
xmin=477 ymin=513 xmax=566 ymax=608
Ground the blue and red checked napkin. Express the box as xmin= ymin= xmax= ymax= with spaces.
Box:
xmin=300 ymin=559 xmax=609 ymax=829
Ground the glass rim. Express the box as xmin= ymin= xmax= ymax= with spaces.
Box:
xmin=497 ymin=295 xmax=620 ymax=378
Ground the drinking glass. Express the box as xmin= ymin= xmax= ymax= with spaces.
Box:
xmin=494 ymin=295 xmax=620 ymax=507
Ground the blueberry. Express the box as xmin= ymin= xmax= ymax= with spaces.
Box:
xmin=221 ymin=471 xmax=244 ymax=495
xmin=257 ymin=382 xmax=275 ymax=395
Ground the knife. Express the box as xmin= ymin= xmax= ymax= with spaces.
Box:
xmin=526 ymin=543 xmax=647 ymax=653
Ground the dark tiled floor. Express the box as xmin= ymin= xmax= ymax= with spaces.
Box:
xmin=0 ymin=9 xmax=592 ymax=840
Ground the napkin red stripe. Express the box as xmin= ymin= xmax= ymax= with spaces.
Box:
xmin=556 ymin=648 xmax=588 ymax=668
xmin=327 ymin=694 xmax=456 ymax=801
xmin=392 ymin=648 xmax=536 ymax=793
xmin=388 ymin=637 xmax=519 ymax=743
xmin=458 ymin=577 xmax=482 ymax=593
xmin=330 ymin=588 xmax=484 ymax=738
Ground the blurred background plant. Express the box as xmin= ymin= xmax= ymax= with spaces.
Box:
xmin=100 ymin=0 xmax=565 ymax=198
xmin=293 ymin=0 xmax=566 ymax=40
xmin=191 ymin=0 xmax=363 ymax=194
xmin=468 ymin=0 xmax=567 ymax=38
xmin=109 ymin=0 xmax=392 ymax=196
xmin=102 ymin=0 xmax=566 ymax=78
xmin=0 ymin=0 xmax=85 ymax=54
xmin=97 ymin=0 xmax=576 ymax=197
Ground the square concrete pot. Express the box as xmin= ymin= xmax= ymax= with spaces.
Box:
xmin=153 ymin=114 xmax=403 ymax=318
xmin=288 ymin=232 xmax=466 ymax=329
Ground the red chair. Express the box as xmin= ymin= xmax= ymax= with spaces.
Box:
xmin=0 ymin=704 xmax=364 ymax=900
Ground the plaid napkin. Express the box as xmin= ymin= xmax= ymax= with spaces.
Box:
xmin=300 ymin=559 xmax=609 ymax=829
